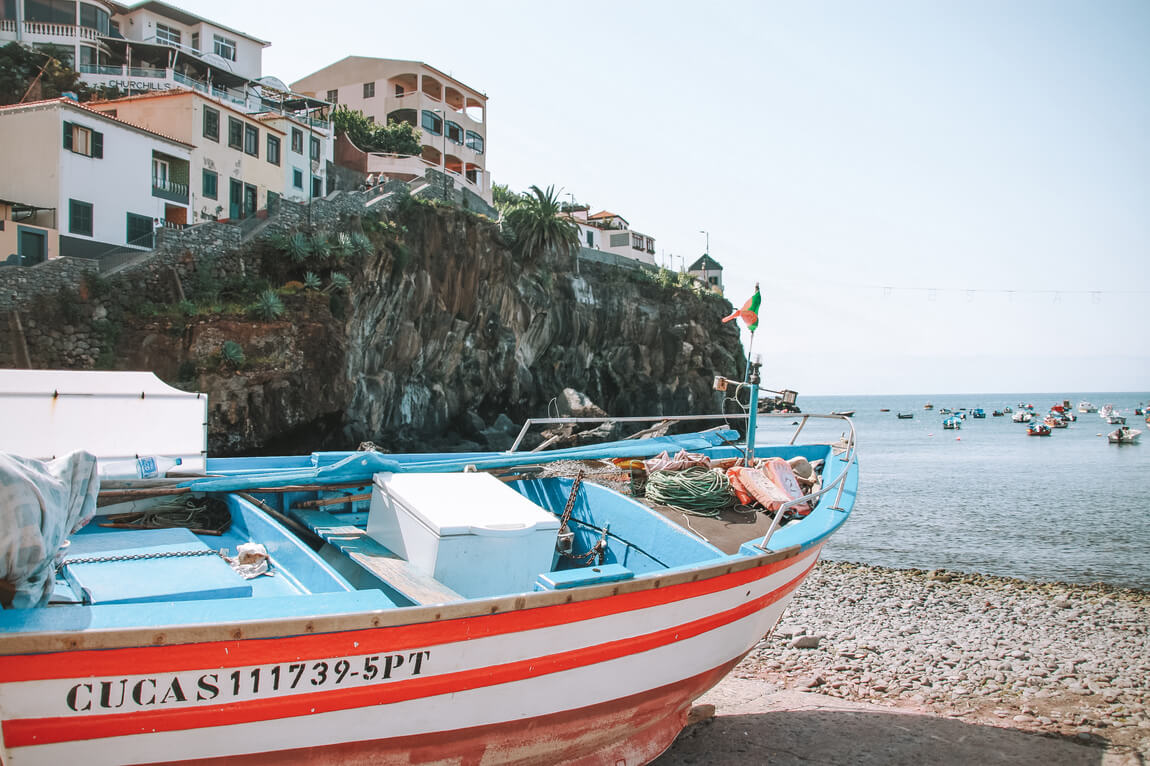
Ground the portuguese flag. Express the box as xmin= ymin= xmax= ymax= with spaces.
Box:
xmin=722 ymin=284 xmax=761 ymax=332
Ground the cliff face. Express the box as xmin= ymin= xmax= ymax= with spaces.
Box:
xmin=336 ymin=204 xmax=744 ymax=453
xmin=9 ymin=201 xmax=744 ymax=455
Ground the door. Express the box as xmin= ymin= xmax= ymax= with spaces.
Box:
xmin=243 ymin=183 xmax=257 ymax=219
xmin=229 ymin=178 xmax=242 ymax=220
xmin=18 ymin=228 xmax=46 ymax=266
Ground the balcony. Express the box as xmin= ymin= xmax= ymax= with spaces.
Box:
xmin=0 ymin=19 xmax=102 ymax=44
xmin=364 ymin=152 xmax=491 ymax=204
xmin=152 ymin=177 xmax=188 ymax=204
xmin=77 ymin=65 xmax=249 ymax=106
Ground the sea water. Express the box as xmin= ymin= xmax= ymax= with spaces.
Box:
xmin=754 ymin=392 xmax=1150 ymax=590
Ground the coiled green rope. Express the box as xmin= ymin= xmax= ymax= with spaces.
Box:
xmin=644 ymin=467 xmax=736 ymax=516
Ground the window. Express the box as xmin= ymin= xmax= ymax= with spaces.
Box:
xmin=267 ymin=134 xmax=280 ymax=165
xmin=79 ymin=3 xmax=110 ymax=35
xmin=312 ymin=176 xmax=323 ymax=199
xmin=326 ymin=89 xmax=338 ymax=104
xmin=421 ymin=110 xmax=442 ymax=135
xmin=465 ymin=130 xmax=484 ymax=154
xmin=203 ymin=106 xmax=219 ymax=141
xmin=78 ymin=45 xmax=98 ymax=70
xmin=243 ymin=124 xmax=259 ymax=157
xmin=309 ymin=136 xmax=320 ymax=161
xmin=445 ymin=121 xmax=463 ymax=145
xmin=363 ymin=81 xmax=375 ymax=98
xmin=291 ymin=127 xmax=302 ymax=154
xmin=202 ymin=169 xmax=218 ymax=199
xmin=155 ymin=23 xmax=181 ymax=46
xmin=227 ymin=117 xmax=242 ymax=149
xmin=24 ymin=0 xmax=73 ymax=24
xmin=213 ymin=34 xmax=236 ymax=61
xmin=62 ymin=121 xmax=103 ymax=158
xmin=292 ymin=168 xmax=303 ymax=189
xmin=631 ymin=234 xmax=643 ymax=250
xmin=69 ymin=199 xmax=93 ymax=236
xmin=152 ymin=157 xmax=169 ymax=187
xmin=126 ymin=213 xmax=153 ymax=248
xmin=190 ymin=32 xmax=199 ymax=51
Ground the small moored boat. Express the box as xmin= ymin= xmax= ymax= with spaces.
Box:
xmin=1108 ymin=426 xmax=1141 ymax=444
xmin=1027 ymin=423 xmax=1052 ymax=436
xmin=942 ymin=415 xmax=962 ymax=430
xmin=896 ymin=412 xmax=914 ymax=419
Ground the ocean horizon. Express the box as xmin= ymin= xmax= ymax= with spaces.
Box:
xmin=754 ymin=391 xmax=1150 ymax=591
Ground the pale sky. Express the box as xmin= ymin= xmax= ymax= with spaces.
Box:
xmin=177 ymin=0 xmax=1150 ymax=395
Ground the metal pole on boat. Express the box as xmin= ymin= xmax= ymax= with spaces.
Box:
xmin=743 ymin=329 xmax=756 ymax=385
xmin=745 ymin=359 xmax=760 ymax=464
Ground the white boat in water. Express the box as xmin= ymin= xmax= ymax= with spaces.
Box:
xmin=1078 ymin=401 xmax=1097 ymax=413
xmin=1011 ymin=411 xmax=1032 ymax=423
xmin=0 ymin=370 xmax=859 ymax=766
xmin=1108 ymin=426 xmax=1141 ymax=444
xmin=1099 ymin=404 xmax=1116 ymax=419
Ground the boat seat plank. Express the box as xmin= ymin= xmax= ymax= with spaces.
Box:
xmin=291 ymin=508 xmax=464 ymax=605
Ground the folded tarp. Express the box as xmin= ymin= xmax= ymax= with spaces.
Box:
xmin=181 ymin=430 xmax=740 ymax=494
xmin=0 ymin=451 xmax=99 ymax=608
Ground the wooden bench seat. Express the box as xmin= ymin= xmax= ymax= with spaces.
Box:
xmin=290 ymin=508 xmax=464 ymax=606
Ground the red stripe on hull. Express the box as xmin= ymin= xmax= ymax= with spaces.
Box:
xmin=144 ymin=657 xmax=746 ymax=766
xmin=0 ymin=551 xmax=811 ymax=683
xmin=2 ymin=558 xmax=815 ymax=749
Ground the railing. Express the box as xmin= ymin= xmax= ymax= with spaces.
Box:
xmin=152 ymin=178 xmax=189 ymax=203
xmin=4 ymin=21 xmax=100 ymax=41
xmin=508 ymin=409 xmax=858 ymax=551
xmin=128 ymin=66 xmax=166 ymax=79
xmin=78 ymin=64 xmax=124 ymax=76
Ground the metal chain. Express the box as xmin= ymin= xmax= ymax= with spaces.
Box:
xmin=58 ymin=549 xmax=222 ymax=572
xmin=558 ymin=471 xmax=585 ymax=531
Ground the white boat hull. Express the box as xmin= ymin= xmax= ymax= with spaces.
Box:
xmin=0 ymin=546 xmax=821 ymax=766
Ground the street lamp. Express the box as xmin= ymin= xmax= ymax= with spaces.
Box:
xmin=698 ymin=229 xmax=710 ymax=287
xmin=433 ymin=108 xmax=448 ymax=201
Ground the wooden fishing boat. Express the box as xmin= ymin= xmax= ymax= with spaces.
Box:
xmin=942 ymin=415 xmax=962 ymax=429
xmin=0 ymin=371 xmax=858 ymax=766
xmin=1027 ymin=423 xmax=1052 ymax=436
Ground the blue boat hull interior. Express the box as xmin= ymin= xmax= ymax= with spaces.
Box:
xmin=0 ymin=433 xmax=857 ymax=635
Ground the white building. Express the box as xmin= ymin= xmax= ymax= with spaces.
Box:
xmin=566 ymin=209 xmax=657 ymax=266
xmin=292 ymin=57 xmax=490 ymax=205
xmin=0 ymin=1 xmax=328 ymax=127
xmin=0 ymin=97 xmax=192 ymax=259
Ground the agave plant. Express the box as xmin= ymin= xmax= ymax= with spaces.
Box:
xmin=327 ymin=272 xmax=351 ymax=292
xmin=310 ymin=232 xmax=332 ymax=261
xmin=351 ymin=231 xmax=373 ymax=257
xmin=220 ymin=340 xmax=245 ymax=369
xmin=251 ymin=288 xmax=285 ymax=320
xmin=303 ymin=271 xmax=322 ymax=291
xmin=287 ymin=232 xmax=311 ymax=264
xmin=335 ymin=231 xmax=354 ymax=261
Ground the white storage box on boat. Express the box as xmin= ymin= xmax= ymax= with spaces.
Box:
xmin=367 ymin=472 xmax=560 ymax=598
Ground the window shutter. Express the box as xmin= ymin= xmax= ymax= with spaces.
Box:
xmin=92 ymin=131 xmax=103 ymax=158
xmin=63 ymin=121 xmax=73 ymax=150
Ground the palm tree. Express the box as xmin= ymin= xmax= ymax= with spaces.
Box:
xmin=503 ymin=184 xmax=580 ymax=263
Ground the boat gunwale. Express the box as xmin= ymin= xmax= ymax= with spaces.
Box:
xmin=0 ymin=542 xmax=807 ymax=654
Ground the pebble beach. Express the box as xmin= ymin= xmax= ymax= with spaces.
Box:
xmin=728 ymin=560 xmax=1150 ymax=760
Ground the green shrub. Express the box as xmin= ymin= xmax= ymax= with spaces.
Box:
xmin=303 ymin=272 xmax=322 ymax=291
xmin=178 ymin=300 xmax=197 ymax=317
xmin=250 ymin=289 xmax=285 ymax=320
xmin=287 ymin=232 xmax=311 ymax=263
xmin=311 ymin=232 xmax=332 ymax=261
xmin=220 ymin=340 xmax=245 ymax=369
xmin=328 ymin=272 xmax=351 ymax=292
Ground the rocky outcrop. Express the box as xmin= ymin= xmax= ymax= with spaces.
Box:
xmin=2 ymin=200 xmax=745 ymax=455
xmin=334 ymin=203 xmax=743 ymax=452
